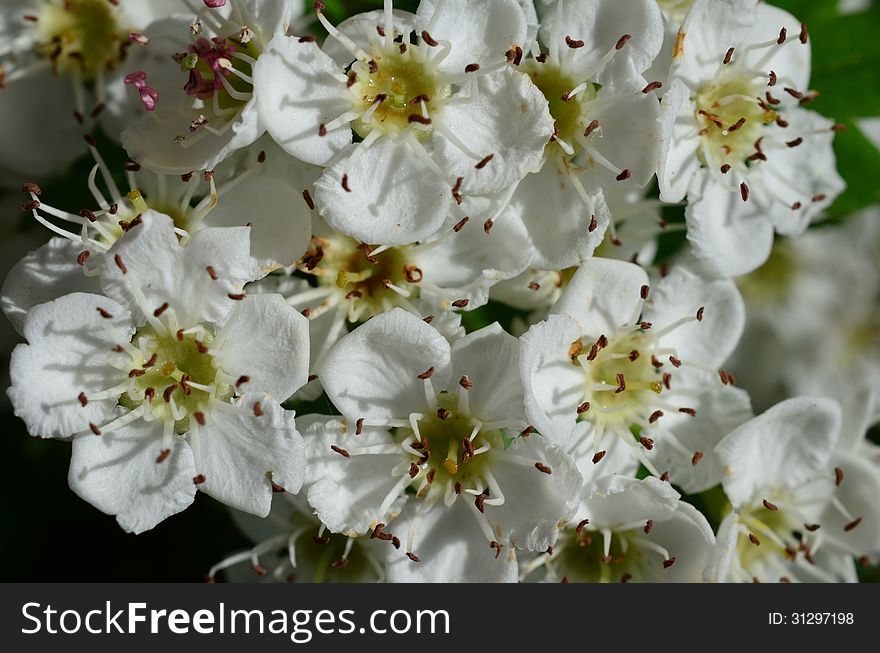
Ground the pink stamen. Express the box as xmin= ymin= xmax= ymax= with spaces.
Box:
xmin=124 ymin=71 xmax=158 ymax=112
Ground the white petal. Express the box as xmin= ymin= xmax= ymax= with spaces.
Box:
xmin=704 ymin=511 xmax=741 ymax=582
xmin=1 ymin=238 xmax=101 ymax=335
xmin=657 ymin=77 xmax=699 ymax=203
xmin=321 ymin=9 xmax=417 ymax=67
xmin=640 ymin=501 xmax=715 ymax=582
xmin=715 ymin=397 xmax=841 ymax=508
xmin=433 ymin=67 xmax=553 ymax=194
xmin=302 ymin=416 xmax=406 ymax=535
xmin=520 ymin=314 xmax=587 ymax=444
xmin=539 ymin=0 xmax=664 ymax=86
xmin=450 ymin=323 xmax=523 ymax=422
xmin=416 ymin=0 xmax=527 ymax=74
xmin=196 ymin=394 xmax=305 ymax=516
xmin=738 ymin=2 xmax=811 ymax=91
xmin=820 ymin=451 xmax=880 ymax=556
xmin=315 ymin=137 xmax=453 ymax=246
xmin=215 ymin=293 xmax=309 ymax=402
xmin=684 ymin=170 xmax=776 ymax=277
xmin=488 ymin=436 xmax=582 ymax=550
xmin=551 ymin=257 xmax=648 ymax=335
xmin=648 ymin=385 xmax=754 ymax=494
xmin=580 ymin=475 xmax=679 ymax=527
xmin=384 ymin=499 xmax=519 ymax=582
xmin=507 ymin=160 xmax=610 ymax=270
xmin=643 ymin=265 xmax=744 ymax=368
xmin=318 ymin=307 xmax=452 ymax=421
xmin=254 ymin=35 xmax=352 ymax=166
xmin=68 ymin=416 xmax=196 ymax=534
xmin=9 ymin=293 xmax=132 ymax=439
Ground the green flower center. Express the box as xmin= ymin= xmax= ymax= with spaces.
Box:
xmin=36 ymin=0 xmax=130 ymax=80
xmin=120 ymin=325 xmax=233 ymax=434
xmin=694 ymin=71 xmax=778 ymax=165
xmin=350 ymin=46 xmax=450 ymax=141
xmin=550 ymin=525 xmax=664 ymax=583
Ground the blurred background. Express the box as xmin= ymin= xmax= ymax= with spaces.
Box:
xmin=1 ymin=0 xmax=878 ymax=581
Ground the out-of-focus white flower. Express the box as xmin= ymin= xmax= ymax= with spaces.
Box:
xmin=522 ymin=474 xmax=715 ymax=582
xmin=208 ymin=493 xmax=386 ymax=583
xmin=521 ymin=258 xmax=752 ymax=492
xmin=123 ymin=0 xmax=302 ymax=174
xmin=303 ymin=309 xmax=582 ymax=582
xmin=707 ymin=397 xmax=865 ymax=583
xmin=659 ymin=0 xmax=844 ymax=277
xmin=0 ymin=0 xmax=182 ymax=180
xmin=6 ymin=214 xmax=309 ymax=532
xmin=254 ymin=0 xmax=553 ymax=245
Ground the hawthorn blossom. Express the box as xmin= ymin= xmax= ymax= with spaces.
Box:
xmin=505 ymin=0 xmax=664 ymax=268
xmin=521 ymin=475 xmax=715 ymax=582
xmin=123 ymin=0 xmax=302 ymax=174
xmin=0 ymin=0 xmax=182 ymax=180
xmin=208 ymin=493 xmax=385 ymax=583
xmin=254 ymin=0 xmax=553 ymax=245
xmin=659 ymin=0 xmax=845 ymax=276
xmin=520 ymin=258 xmax=752 ymax=491
xmin=706 ymin=397 xmax=869 ymax=583
xmin=303 ymin=309 xmax=581 ymax=582
xmin=6 ymin=214 xmax=309 ymax=532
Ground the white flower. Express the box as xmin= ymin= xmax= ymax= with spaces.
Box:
xmin=208 ymin=493 xmax=386 ymax=583
xmin=520 ymin=258 xmax=752 ymax=492
xmin=254 ymin=0 xmax=553 ymax=245
xmin=2 ymin=140 xmax=317 ymax=333
xmin=707 ymin=397 xmax=866 ymax=583
xmin=6 ymin=214 xmax=309 ymax=532
xmin=506 ymin=0 xmax=664 ymax=268
xmin=122 ymin=0 xmax=302 ymax=174
xmin=522 ymin=474 xmax=715 ymax=582
xmin=303 ymin=309 xmax=582 ymax=582
xmin=659 ymin=0 xmax=845 ymax=277
xmin=0 ymin=0 xmax=183 ymax=179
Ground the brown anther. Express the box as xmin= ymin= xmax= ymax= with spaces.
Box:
xmin=691 ymin=450 xmax=704 ymax=465
xmin=408 ymin=462 xmax=420 ymax=479
xmin=662 ymin=372 xmax=672 ymax=389
xmin=660 ymin=471 xmax=670 ymax=482
xmin=249 ymin=402 xmax=262 ymax=417
xmin=575 ymin=402 xmax=591 ymax=415
xmin=489 ymin=540 xmax=504 ymax=559
xmin=696 ymin=306 xmax=705 ymax=322
xmin=156 ymin=448 xmax=171 ymax=464
xmin=297 ymin=34 xmax=316 ymax=43
xmin=144 ymin=387 xmax=155 ymax=402
xmin=21 ymin=199 xmax=40 ymax=211
xmin=669 ymin=355 xmax=682 ymax=368
xmin=534 ymin=462 xmax=552 ymax=475
xmin=614 ymin=373 xmax=626 ymax=394
xmin=791 ymin=202 xmax=802 ymax=210
xmin=436 ymin=408 xmax=450 ymax=420
xmin=616 ymin=169 xmax=632 ymax=182
xmin=639 ymin=436 xmax=654 ymax=451
xmin=592 ymin=450 xmax=606 ymax=464
xmin=425 ymin=469 xmax=436 ymax=484
xmin=586 ymin=343 xmax=599 ymax=362
xmin=680 ymin=407 xmax=697 ymax=417
xmin=768 ymin=70 xmax=777 ymax=86
xmin=784 ymin=87 xmax=803 ymax=100
xmin=418 ymin=367 xmax=434 ymax=380
xmin=565 ymin=36 xmax=585 ymax=48
xmin=834 ymin=467 xmax=844 ymax=486
xmin=459 ymin=375 xmax=473 ymax=389
xmin=162 ymin=384 xmax=178 ymax=402
xmin=642 ymin=81 xmax=663 ymax=94
xmin=584 ymin=119 xmax=600 ymax=138
xmin=615 ymin=34 xmax=631 ymax=50
xmin=520 ymin=425 xmax=535 ymax=438
xmin=452 ymin=298 xmax=469 ymax=308
xmin=812 ymin=194 xmax=827 ymax=203
xmin=649 ymin=410 xmax=664 ymax=424
xmin=799 ymin=23 xmax=808 ymax=44
xmin=330 ymin=445 xmax=350 ymax=459
xmin=452 ymin=216 xmax=469 ymax=232
xmin=464 ymin=63 xmax=480 ymax=73
xmin=740 ymin=182 xmax=750 ymax=202
xmin=785 ymin=137 xmax=803 ymax=148
xmin=142 ymin=353 xmax=158 ymax=369
xmin=804 ymin=523 xmax=821 ymax=532
xmin=194 ymin=340 xmax=208 ymax=353
xmin=370 ymin=523 xmax=386 ymax=540
xmin=475 ymin=154 xmax=494 ymax=170
xmin=474 ymin=493 xmax=487 ymax=513
xmin=719 ymin=370 xmax=729 ymax=385
xmin=77 ymin=251 xmax=90 ymax=266
xmin=408 ymin=114 xmax=432 ymax=125
xmin=227 ymin=293 xmax=246 ymax=301
xmin=627 ymin=349 xmax=640 ymax=362
xmin=845 ymin=517 xmax=863 ymax=532
xmin=421 ymin=30 xmax=438 ymax=46
xmin=588 ymin=214 xmax=598 ymax=232
xmin=128 ymin=369 xmax=145 ymax=378
xmin=831 ymin=123 xmax=847 ymax=132
xmin=728 ymin=117 xmax=746 ymax=132
xmin=89 ymin=422 xmax=102 ymax=435
xmin=749 ymin=533 xmax=760 ymax=546
xmin=194 ymin=412 xmax=206 ymax=426
xmin=651 ymin=355 xmax=663 ymax=369
xmin=318 ymin=123 xmax=327 ymax=137
xmin=403 ymin=264 xmax=423 ymax=283
xmin=777 ymin=27 xmax=787 ymax=44
xmin=662 ymin=557 xmax=677 ymax=568
xmin=642 ymin=519 xmax=654 ymax=534
xmin=153 ymin=302 xmax=169 ymax=317
xmin=723 ymin=47 xmax=735 ymax=64
xmin=406 ymin=552 xmax=421 ymax=563
xmin=762 ymin=499 xmax=778 ymax=511
xmin=483 ymin=218 xmax=494 ymax=234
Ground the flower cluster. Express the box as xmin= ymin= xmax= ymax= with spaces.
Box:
xmin=2 ymin=0 xmax=877 ymax=583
